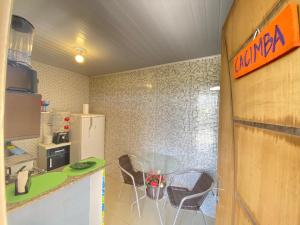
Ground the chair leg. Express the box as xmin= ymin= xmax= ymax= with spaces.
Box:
xmin=191 ymin=211 xmax=197 ymax=225
xmin=132 ymin=186 xmax=146 ymax=206
xmin=118 ymin=183 xmax=124 ymax=199
xmin=198 ymin=208 xmax=207 ymax=225
xmin=139 ymin=194 xmax=146 ymax=200
xmin=172 ymin=207 xmax=182 ymax=225
xmin=139 ymin=185 xmax=147 ymax=199
xmin=133 ymin=185 xmax=141 ymax=218
xmin=144 ymin=185 xmax=147 ymax=198
xmin=162 ymin=196 xmax=168 ymax=209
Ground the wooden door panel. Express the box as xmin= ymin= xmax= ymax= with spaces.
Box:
xmin=0 ymin=1 xmax=13 ymax=225
xmin=234 ymin=200 xmax=254 ymax=225
xmin=231 ymin=48 xmax=300 ymax=127
xmin=226 ymin=0 xmax=300 ymax=127
xmin=235 ymin=124 xmax=300 ymax=225
xmin=215 ymin=37 xmax=235 ymax=225
xmin=219 ymin=0 xmax=300 ymax=224
xmin=224 ymin=0 xmax=300 ymax=127
xmin=225 ymin=0 xmax=278 ymax=58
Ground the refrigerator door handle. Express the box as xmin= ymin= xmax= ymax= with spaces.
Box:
xmin=89 ymin=117 xmax=93 ymax=136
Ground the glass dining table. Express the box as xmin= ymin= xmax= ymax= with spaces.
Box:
xmin=135 ymin=152 xmax=180 ymax=225
xmin=137 ymin=152 xmax=179 ymax=175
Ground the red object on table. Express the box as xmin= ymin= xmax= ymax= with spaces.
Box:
xmin=146 ymin=174 xmax=165 ymax=187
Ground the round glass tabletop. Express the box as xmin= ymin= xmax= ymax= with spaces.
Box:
xmin=136 ymin=152 xmax=180 ymax=175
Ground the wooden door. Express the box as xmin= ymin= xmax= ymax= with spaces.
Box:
xmin=0 ymin=0 xmax=13 ymax=225
xmin=216 ymin=0 xmax=300 ymax=224
xmin=215 ymin=38 xmax=235 ymax=225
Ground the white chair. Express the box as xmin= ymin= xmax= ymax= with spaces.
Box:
xmin=164 ymin=169 xmax=215 ymax=225
xmin=118 ymin=154 xmax=146 ymax=217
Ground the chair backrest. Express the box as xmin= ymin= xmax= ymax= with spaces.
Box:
xmin=118 ymin=154 xmax=135 ymax=184
xmin=191 ymin=172 xmax=214 ymax=194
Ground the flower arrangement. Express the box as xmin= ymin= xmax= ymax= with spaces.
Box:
xmin=146 ymin=173 xmax=166 ymax=200
xmin=146 ymin=174 xmax=166 ymax=188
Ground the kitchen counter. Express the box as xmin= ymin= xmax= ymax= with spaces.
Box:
xmin=6 ymin=157 xmax=106 ymax=212
xmin=5 ymin=152 xmax=36 ymax=168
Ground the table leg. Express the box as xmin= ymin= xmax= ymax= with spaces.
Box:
xmin=156 ymin=174 xmax=164 ymax=225
xmin=156 ymin=200 xmax=164 ymax=225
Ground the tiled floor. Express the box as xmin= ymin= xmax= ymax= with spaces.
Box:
xmin=105 ymin=176 xmax=215 ymax=225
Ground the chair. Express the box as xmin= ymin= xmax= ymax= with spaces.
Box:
xmin=165 ymin=170 xmax=214 ymax=225
xmin=118 ymin=154 xmax=146 ymax=217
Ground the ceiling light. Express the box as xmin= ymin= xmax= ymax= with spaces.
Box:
xmin=75 ymin=54 xmax=84 ymax=63
xmin=145 ymin=83 xmax=152 ymax=89
xmin=75 ymin=47 xmax=85 ymax=64
xmin=209 ymin=86 xmax=220 ymax=91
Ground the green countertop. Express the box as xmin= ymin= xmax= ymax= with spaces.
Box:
xmin=6 ymin=172 xmax=68 ymax=204
xmin=63 ymin=157 xmax=105 ymax=176
xmin=6 ymin=157 xmax=106 ymax=207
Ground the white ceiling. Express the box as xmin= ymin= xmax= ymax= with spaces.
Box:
xmin=13 ymin=0 xmax=233 ymax=76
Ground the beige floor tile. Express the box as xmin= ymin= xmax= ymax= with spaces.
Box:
xmin=105 ymin=176 xmax=215 ymax=225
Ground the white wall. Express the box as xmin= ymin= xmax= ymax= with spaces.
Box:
xmin=11 ymin=61 xmax=89 ymax=157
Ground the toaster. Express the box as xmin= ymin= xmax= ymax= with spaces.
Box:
xmin=52 ymin=132 xmax=69 ymax=144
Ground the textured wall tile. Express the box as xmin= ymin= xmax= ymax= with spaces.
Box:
xmin=33 ymin=61 xmax=89 ymax=113
xmin=189 ymin=57 xmax=220 ymax=172
xmin=90 ymin=55 xmax=221 ymax=178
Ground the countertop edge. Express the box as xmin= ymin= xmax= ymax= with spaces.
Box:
xmin=6 ymin=164 xmax=106 ymax=212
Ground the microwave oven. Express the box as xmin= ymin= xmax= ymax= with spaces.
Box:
xmin=38 ymin=143 xmax=70 ymax=171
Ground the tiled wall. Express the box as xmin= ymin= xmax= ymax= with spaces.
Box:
xmin=11 ymin=55 xmax=220 ymax=174
xmin=12 ymin=61 xmax=89 ymax=157
xmin=90 ymin=55 xmax=220 ymax=176
xmin=33 ymin=61 xmax=89 ymax=113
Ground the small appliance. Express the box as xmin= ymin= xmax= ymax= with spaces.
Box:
xmin=15 ymin=166 xmax=32 ymax=195
xmin=6 ymin=60 xmax=38 ymax=93
xmin=52 ymin=132 xmax=69 ymax=144
xmin=38 ymin=143 xmax=70 ymax=171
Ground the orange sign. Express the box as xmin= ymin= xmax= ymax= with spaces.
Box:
xmin=233 ymin=3 xmax=300 ymax=79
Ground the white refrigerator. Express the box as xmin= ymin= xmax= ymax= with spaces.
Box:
xmin=70 ymin=114 xmax=105 ymax=163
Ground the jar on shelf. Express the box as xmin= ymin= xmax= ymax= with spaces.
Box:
xmin=8 ymin=15 xmax=35 ymax=67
